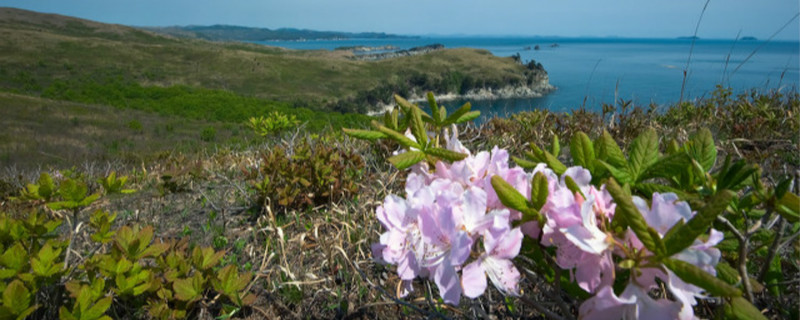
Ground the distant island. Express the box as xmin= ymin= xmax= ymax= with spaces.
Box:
xmin=741 ymin=36 xmax=758 ymax=41
xmin=677 ymin=36 xmax=700 ymax=40
xmin=143 ymin=24 xmax=416 ymax=41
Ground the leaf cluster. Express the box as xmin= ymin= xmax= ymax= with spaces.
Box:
xmin=249 ymin=136 xmax=365 ymax=212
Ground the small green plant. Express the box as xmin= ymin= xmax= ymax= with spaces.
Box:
xmin=246 ymin=111 xmax=299 ymax=137
xmin=200 ymin=127 xmax=216 ymax=142
xmin=126 ymin=120 xmax=143 ymax=132
xmin=97 ymin=171 xmax=135 ymax=195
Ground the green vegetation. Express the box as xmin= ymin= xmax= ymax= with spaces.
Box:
xmin=0 ymin=89 xmax=796 ymax=318
xmin=0 ymin=7 xmax=543 ymax=114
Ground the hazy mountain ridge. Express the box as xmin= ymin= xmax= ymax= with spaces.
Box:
xmin=143 ymin=24 xmax=416 ymax=41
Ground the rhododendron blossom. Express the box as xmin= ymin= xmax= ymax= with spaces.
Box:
xmin=372 ymin=130 xmax=723 ymax=318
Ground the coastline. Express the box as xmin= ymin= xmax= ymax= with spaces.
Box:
xmin=368 ymin=82 xmax=556 ymax=116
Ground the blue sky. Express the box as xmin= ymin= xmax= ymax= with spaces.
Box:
xmin=5 ymin=1 xmax=799 ymax=40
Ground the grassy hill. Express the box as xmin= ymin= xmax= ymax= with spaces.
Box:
xmin=0 ymin=7 xmax=546 ymax=114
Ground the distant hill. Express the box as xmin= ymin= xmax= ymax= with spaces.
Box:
xmin=143 ymin=24 xmax=416 ymax=41
xmin=0 ymin=7 xmax=550 ymax=115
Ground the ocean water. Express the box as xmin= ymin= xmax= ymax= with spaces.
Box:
xmin=255 ymin=37 xmax=800 ymax=118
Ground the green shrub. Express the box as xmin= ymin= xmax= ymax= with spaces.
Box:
xmin=249 ymin=136 xmax=365 ymax=213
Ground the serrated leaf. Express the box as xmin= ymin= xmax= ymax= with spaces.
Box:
xmin=570 ymin=132 xmax=594 ymax=171
xmin=722 ymin=297 xmax=768 ymax=320
xmin=388 ymin=151 xmax=426 ymax=170
xmin=3 ymin=280 xmax=31 ymax=316
xmin=424 ymin=148 xmax=467 ymax=162
xmin=530 ymin=172 xmax=549 ymax=210
xmin=687 ymin=128 xmax=717 ymax=172
xmin=83 ymin=296 xmax=112 ymax=320
xmin=596 ymin=130 xmax=626 ymax=168
xmin=0 ymin=243 xmax=27 ymax=272
xmin=37 ymin=173 xmax=55 ymax=199
xmin=628 ymin=128 xmax=659 ymax=180
xmin=342 ymin=128 xmax=387 ymax=141
xmin=606 ymin=179 xmax=656 ymax=252
xmin=173 ymin=276 xmax=202 ymax=302
xmin=663 ymin=258 xmax=741 ymax=297
xmin=663 ymin=190 xmax=733 ymax=257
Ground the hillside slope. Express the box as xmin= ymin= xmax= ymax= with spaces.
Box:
xmin=0 ymin=7 xmax=551 ymax=113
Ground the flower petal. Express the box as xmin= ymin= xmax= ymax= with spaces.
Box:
xmin=461 ymin=260 xmax=487 ymax=298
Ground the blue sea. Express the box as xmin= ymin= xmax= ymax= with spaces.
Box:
xmin=255 ymin=37 xmax=800 ymax=118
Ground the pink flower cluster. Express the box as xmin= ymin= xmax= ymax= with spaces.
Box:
xmin=372 ymin=130 xmax=722 ymax=319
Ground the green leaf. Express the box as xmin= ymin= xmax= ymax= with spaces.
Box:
xmin=531 ymin=145 xmax=567 ymax=175
xmin=595 ymin=130 xmax=626 ymax=168
xmin=408 ymin=106 xmax=428 ymax=147
xmin=490 ymin=175 xmax=529 ymax=213
xmin=374 ymin=123 xmax=420 ymax=150
xmin=775 ymin=192 xmax=800 ymax=223
xmin=550 ymin=135 xmax=560 ymax=157
xmin=0 ymin=243 xmax=27 ymax=273
xmin=722 ymin=297 xmax=768 ymax=320
xmin=342 ymin=128 xmax=387 ymax=141
xmin=596 ymin=159 xmax=632 ymax=184
xmin=687 ymin=128 xmax=717 ymax=172
xmin=663 ymin=258 xmax=741 ymax=297
xmin=663 ymin=190 xmax=733 ymax=257
xmin=633 ymin=183 xmax=687 ymax=199
xmin=442 ymin=102 xmax=471 ymax=126
xmin=192 ymin=247 xmax=226 ymax=270
xmin=627 ymin=128 xmax=659 ymax=180
xmin=427 ymin=92 xmax=441 ymax=124
xmin=454 ymin=111 xmax=480 ymax=124
xmin=59 ymin=306 xmax=78 ymax=320
xmin=715 ymin=261 xmax=740 ymax=285
xmin=563 ymin=176 xmax=584 ymax=198
xmin=530 ymin=172 xmax=549 ymax=210
xmin=388 ymin=151 xmax=426 ymax=170
xmin=425 ymin=148 xmax=468 ymax=162
xmin=640 ymin=151 xmax=691 ymax=180
xmin=3 ymin=280 xmax=31 ymax=316
xmin=173 ymin=274 xmax=203 ymax=302
xmin=83 ymin=297 xmax=112 ymax=320
xmin=569 ymin=132 xmax=595 ymax=171
xmin=512 ymin=156 xmax=540 ymax=169
xmin=666 ymin=139 xmax=681 ymax=154
xmin=37 ymin=173 xmax=55 ymax=199
xmin=606 ymin=179 xmax=656 ymax=252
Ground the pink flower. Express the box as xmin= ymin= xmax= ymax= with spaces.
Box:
xmin=461 ymin=224 xmax=523 ymax=298
xmin=579 ymin=284 xmax=683 ymax=320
